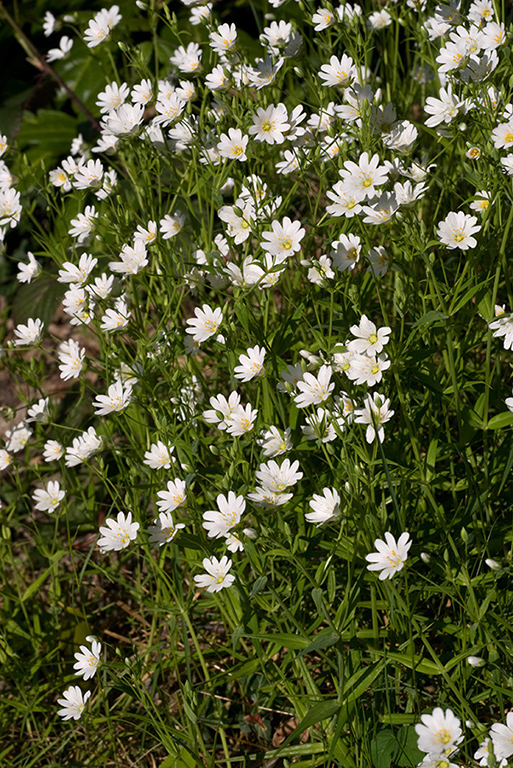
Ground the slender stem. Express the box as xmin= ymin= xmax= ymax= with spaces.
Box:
xmin=0 ymin=1 xmax=101 ymax=132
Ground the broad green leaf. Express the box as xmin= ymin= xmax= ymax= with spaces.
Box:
xmin=370 ymin=729 xmax=397 ymax=768
xmin=487 ymin=411 xmax=513 ymax=430
xmin=17 ymin=109 xmax=79 ymax=166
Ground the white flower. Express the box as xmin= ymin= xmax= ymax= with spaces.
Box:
xmin=248 ymin=103 xmax=290 ymax=145
xmin=170 ymin=42 xmax=202 ymax=73
xmin=318 ymin=54 xmax=355 ymax=87
xmin=58 ymin=339 xmax=85 ymax=380
xmin=366 ymin=532 xmax=411 ymax=580
xmin=13 ymin=318 xmax=44 ymax=346
xmin=209 ymin=23 xmax=237 ymax=54
xmin=260 ymin=20 xmax=293 ymax=51
xmin=355 ymin=393 xmax=394 ymax=443
xmin=330 ymin=234 xmax=361 ymax=271
xmin=92 ymin=381 xmax=132 ymax=416
xmin=217 ymin=128 xmax=249 ymax=161
xmin=367 ymin=9 xmax=392 ymax=29
xmin=109 ymin=240 xmax=148 ymax=275
xmin=5 ymin=423 xmax=32 ymax=453
xmin=424 ymin=85 xmax=464 ymax=128
xmin=306 ymin=255 xmax=334 ymax=284
xmin=234 ymin=346 xmax=266 ymax=382
xmin=367 ymin=246 xmax=390 ymax=277
xmin=347 ymin=354 xmax=390 ymax=386
xmin=224 ymin=257 xmax=264 ymax=287
xmin=474 ymin=737 xmax=507 ymax=768
xmin=255 ymin=458 xmax=302 ymax=493
xmin=257 ymin=426 xmax=292 ymax=457
xmin=88 ymin=274 xmax=114 ymax=300
xmin=102 ymin=103 xmax=145 ymax=137
xmin=348 ymin=315 xmax=391 ymax=356
xmin=0 ymin=448 xmax=12 ymax=471
xmin=132 ymin=78 xmax=153 ymax=105
xmin=32 ymin=480 xmax=65 ymax=512
xmin=437 ymin=211 xmax=481 ymax=250
xmin=43 ymin=440 xmax=64 ymax=462
xmin=326 ymin=183 xmax=363 ymax=218
xmin=185 ymin=304 xmax=223 ymax=344
xmin=83 ymin=5 xmax=121 ymax=48
xmin=17 ymin=252 xmax=41 ymax=284
xmin=481 ymin=21 xmax=505 ymax=50
xmin=469 ymin=190 xmax=491 ymax=213
xmin=306 ymin=487 xmax=341 ymax=526
xmin=491 ymin=120 xmax=513 ymax=149
xmin=260 ymin=217 xmax=305 ymax=261
xmin=218 ymin=201 xmax=255 ymax=244
xmin=246 ymin=55 xmax=284 ymax=89
xmin=225 ymin=403 xmax=258 ymax=436
xmin=73 ymin=638 xmax=101 ymax=680
xmin=190 ymin=3 xmax=212 ymax=24
xmin=160 ymin=211 xmax=185 ymax=239
xmin=65 ymin=427 xmax=103 ymax=467
xmin=98 ymin=511 xmax=139 ymax=552
xmin=134 ymin=221 xmax=157 ymax=245
xmin=43 ymin=11 xmax=57 ymax=36
xmin=194 ymin=555 xmax=235 ymax=592
xmin=312 ymin=8 xmax=335 ymax=31
xmin=417 ymin=753 xmax=458 ymax=768
xmin=73 ymin=159 xmax=104 ymax=190
xmin=57 ymin=686 xmax=91 ymax=720
xmin=247 ymin=488 xmax=292 ymax=507
xmin=154 ymin=91 xmax=186 ymax=126
xmin=25 ymin=397 xmax=49 ymax=424
xmin=468 ymin=0 xmax=495 ymax=25
xmin=148 ymin=512 xmax=185 ymax=547
xmin=0 ymin=186 xmax=22 ymax=229
xmin=362 ymin=193 xmax=398 ymax=225
xmin=203 ymin=392 xmax=241 ymax=429
xmin=490 ymin=712 xmax=513 ymax=762
xmin=338 ymin=152 xmax=389 ymax=201
xmin=58 ymin=253 xmax=98 ymax=285
xmin=69 ymin=206 xmax=98 ymax=243
xmin=96 ymin=82 xmax=130 ymax=113
xmin=46 ymin=35 xmax=73 ymax=62
xmin=203 ymin=492 xmax=245 ymax=538
xmin=144 ymin=441 xmax=175 ymax=469
xmin=205 ymin=64 xmax=230 ymax=91
xmin=100 ymin=300 xmax=130 ymax=333
xmin=294 ymin=365 xmax=334 ymax=408
xmin=156 ymin=479 xmax=187 ymax=513
xmin=415 ymin=707 xmax=463 ymax=755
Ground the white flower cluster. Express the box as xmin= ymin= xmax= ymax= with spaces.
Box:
xmin=57 ymin=636 xmax=102 ymax=721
